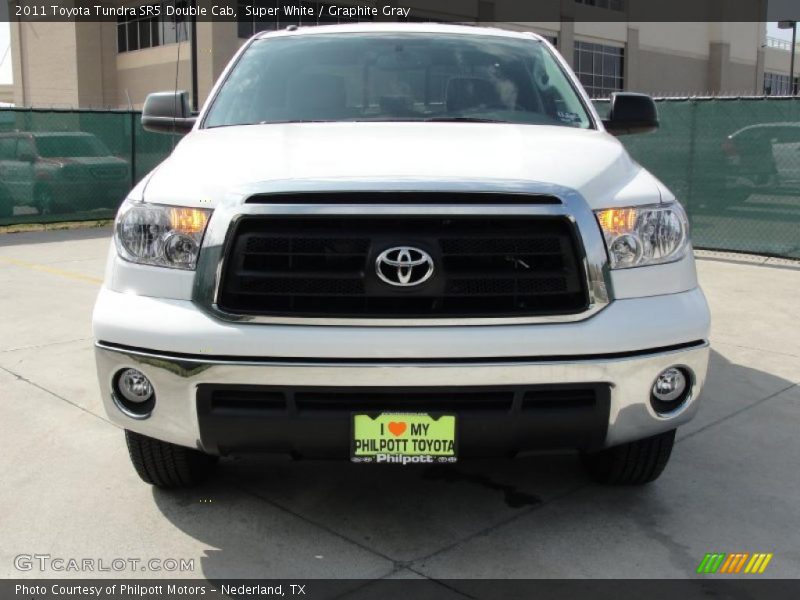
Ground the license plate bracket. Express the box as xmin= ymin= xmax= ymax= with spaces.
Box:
xmin=351 ymin=412 xmax=457 ymax=464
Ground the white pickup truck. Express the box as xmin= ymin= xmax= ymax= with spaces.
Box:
xmin=93 ymin=23 xmax=710 ymax=488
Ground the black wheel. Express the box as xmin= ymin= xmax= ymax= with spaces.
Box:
xmin=580 ymin=429 xmax=676 ymax=485
xmin=125 ymin=430 xmax=217 ymax=488
xmin=35 ymin=185 xmax=55 ymax=215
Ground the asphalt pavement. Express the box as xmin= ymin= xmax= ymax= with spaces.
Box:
xmin=1 ymin=227 xmax=798 ymax=584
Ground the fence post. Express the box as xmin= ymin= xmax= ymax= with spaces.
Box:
xmin=130 ymin=111 xmax=137 ymax=191
xmin=685 ymin=99 xmax=698 ymax=226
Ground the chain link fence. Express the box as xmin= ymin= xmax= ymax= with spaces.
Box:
xmin=595 ymin=97 xmax=800 ymax=258
xmin=0 ymin=108 xmax=178 ymax=224
xmin=1 ymin=99 xmax=799 ymax=258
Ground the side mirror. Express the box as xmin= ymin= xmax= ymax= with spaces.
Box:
xmin=141 ymin=91 xmax=196 ymax=134
xmin=602 ymin=92 xmax=659 ymax=136
xmin=17 ymin=151 xmax=36 ymax=162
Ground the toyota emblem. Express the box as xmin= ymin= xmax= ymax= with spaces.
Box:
xmin=375 ymin=246 xmax=435 ymax=287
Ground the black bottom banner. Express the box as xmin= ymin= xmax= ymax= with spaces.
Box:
xmin=4 ymin=579 xmax=800 ymax=600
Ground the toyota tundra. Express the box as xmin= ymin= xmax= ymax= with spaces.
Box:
xmin=93 ymin=23 xmax=710 ymax=487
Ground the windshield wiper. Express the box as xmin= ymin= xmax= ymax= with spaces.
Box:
xmin=205 ymin=120 xmax=334 ymax=129
xmin=259 ymin=120 xmax=335 ymax=124
xmin=205 ymin=117 xmax=512 ymax=129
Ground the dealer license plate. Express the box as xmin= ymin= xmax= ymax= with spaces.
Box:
xmin=351 ymin=413 xmax=457 ymax=464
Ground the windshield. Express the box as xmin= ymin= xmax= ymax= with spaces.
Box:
xmin=203 ymin=33 xmax=593 ymax=129
xmin=35 ymin=135 xmax=110 ymax=158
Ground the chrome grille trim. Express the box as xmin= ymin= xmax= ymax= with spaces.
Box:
xmin=192 ymin=179 xmax=612 ymax=326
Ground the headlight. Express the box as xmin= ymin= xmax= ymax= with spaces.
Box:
xmin=595 ymin=203 xmax=689 ymax=269
xmin=115 ymin=202 xmax=212 ymax=270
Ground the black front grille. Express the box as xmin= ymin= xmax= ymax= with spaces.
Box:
xmin=203 ymin=386 xmax=603 ymax=415
xmin=217 ymin=213 xmax=589 ymax=318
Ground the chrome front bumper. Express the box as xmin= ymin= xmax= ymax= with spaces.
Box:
xmin=95 ymin=341 xmax=710 ymax=453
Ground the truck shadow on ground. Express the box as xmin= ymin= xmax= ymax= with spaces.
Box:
xmin=151 ymin=349 xmax=798 ymax=580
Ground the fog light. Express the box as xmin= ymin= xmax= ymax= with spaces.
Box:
xmin=113 ymin=368 xmax=155 ymax=418
xmin=164 ymin=233 xmax=199 ymax=267
xmin=651 ymin=367 xmax=690 ymax=414
xmin=118 ymin=369 xmax=153 ymax=403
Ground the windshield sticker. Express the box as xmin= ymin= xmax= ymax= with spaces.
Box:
xmin=557 ymin=111 xmax=582 ymax=124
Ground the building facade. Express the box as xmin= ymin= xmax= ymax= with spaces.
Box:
xmin=0 ymin=84 xmax=13 ymax=104
xmin=763 ymin=36 xmax=799 ymax=95
xmin=8 ymin=1 xmax=797 ymax=108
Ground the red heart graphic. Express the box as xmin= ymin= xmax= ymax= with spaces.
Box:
xmin=388 ymin=422 xmax=407 ymax=437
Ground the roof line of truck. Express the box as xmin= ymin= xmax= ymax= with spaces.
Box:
xmin=255 ymin=22 xmax=546 ymax=42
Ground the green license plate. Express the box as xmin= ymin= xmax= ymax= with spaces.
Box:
xmin=351 ymin=413 xmax=457 ymax=464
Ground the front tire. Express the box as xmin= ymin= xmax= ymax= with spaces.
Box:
xmin=580 ymin=429 xmax=676 ymax=485
xmin=125 ymin=430 xmax=217 ymax=488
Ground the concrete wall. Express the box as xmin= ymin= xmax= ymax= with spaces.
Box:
xmin=11 ymin=22 xmax=81 ymax=107
xmin=764 ymin=45 xmax=796 ymax=77
xmin=74 ymin=22 xmax=119 ymax=107
xmin=724 ymin=60 xmax=762 ymax=94
xmin=11 ymin=21 xmax=119 ymax=107
xmin=0 ymin=84 xmax=13 ymax=104
xmin=630 ymin=22 xmax=762 ymax=95
xmin=633 ymin=49 xmax=709 ymax=95
xmin=116 ymin=43 xmax=192 ymax=109
xmin=196 ymin=22 xmax=244 ymax=109
xmin=114 ymin=23 xmax=242 ymax=109
xmin=574 ymin=20 xmax=627 ymax=45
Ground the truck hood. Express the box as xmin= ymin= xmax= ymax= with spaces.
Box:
xmin=141 ymin=122 xmax=665 ymax=209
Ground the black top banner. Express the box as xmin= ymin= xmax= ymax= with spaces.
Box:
xmin=2 ymin=0 xmax=800 ymax=23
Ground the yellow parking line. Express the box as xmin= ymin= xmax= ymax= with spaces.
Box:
xmin=0 ymin=255 xmax=103 ymax=285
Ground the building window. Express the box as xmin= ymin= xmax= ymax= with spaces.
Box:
xmin=575 ymin=0 xmax=625 ymax=10
xmin=573 ymin=41 xmax=624 ymax=98
xmin=237 ymin=1 xmax=372 ymax=39
xmin=117 ymin=2 xmax=190 ymax=53
xmin=763 ymin=72 xmax=796 ymax=96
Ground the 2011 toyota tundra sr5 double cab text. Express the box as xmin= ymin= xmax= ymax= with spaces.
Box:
xmin=93 ymin=23 xmax=711 ymax=488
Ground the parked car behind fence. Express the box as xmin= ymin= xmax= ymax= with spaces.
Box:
xmin=0 ymin=131 xmax=129 ymax=218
